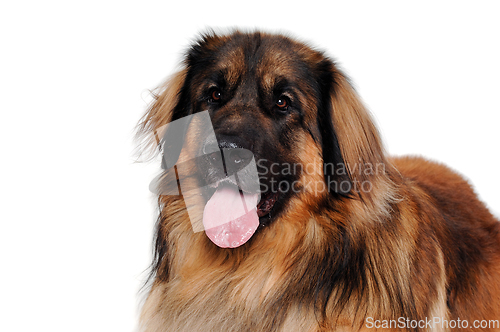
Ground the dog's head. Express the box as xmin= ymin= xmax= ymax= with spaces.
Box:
xmin=138 ymin=31 xmax=387 ymax=247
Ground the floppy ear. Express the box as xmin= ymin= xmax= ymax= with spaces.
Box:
xmin=136 ymin=68 xmax=188 ymax=160
xmin=330 ymin=70 xmax=386 ymax=183
xmin=318 ymin=61 xmax=387 ymax=198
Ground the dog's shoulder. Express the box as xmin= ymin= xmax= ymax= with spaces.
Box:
xmin=390 ymin=155 xmax=476 ymax=199
xmin=390 ymin=154 xmax=499 ymax=234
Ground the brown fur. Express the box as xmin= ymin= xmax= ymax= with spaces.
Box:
xmin=137 ymin=31 xmax=500 ymax=331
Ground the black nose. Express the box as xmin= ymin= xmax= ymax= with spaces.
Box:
xmin=217 ymin=134 xmax=251 ymax=151
xmin=216 ymin=135 xmax=253 ymax=175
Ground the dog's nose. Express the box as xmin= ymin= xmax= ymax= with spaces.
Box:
xmin=216 ymin=135 xmax=254 ymax=175
xmin=217 ymin=134 xmax=251 ymax=150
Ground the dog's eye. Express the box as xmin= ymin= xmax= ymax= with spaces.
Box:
xmin=210 ymin=90 xmax=222 ymax=102
xmin=276 ymin=98 xmax=287 ymax=108
xmin=276 ymin=96 xmax=290 ymax=112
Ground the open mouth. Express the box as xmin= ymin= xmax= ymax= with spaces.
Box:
xmin=256 ymin=191 xmax=279 ymax=217
xmin=202 ymin=179 xmax=280 ymax=248
xmin=207 ymin=178 xmax=279 ymax=218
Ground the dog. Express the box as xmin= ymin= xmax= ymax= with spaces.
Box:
xmin=137 ymin=31 xmax=500 ymax=331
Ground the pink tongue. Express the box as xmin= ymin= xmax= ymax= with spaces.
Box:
xmin=203 ymin=185 xmax=259 ymax=248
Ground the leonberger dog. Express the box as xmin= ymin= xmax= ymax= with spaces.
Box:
xmin=137 ymin=31 xmax=500 ymax=331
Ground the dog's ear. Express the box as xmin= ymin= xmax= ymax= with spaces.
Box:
xmin=317 ymin=60 xmax=387 ymax=198
xmin=136 ymin=68 xmax=188 ymax=161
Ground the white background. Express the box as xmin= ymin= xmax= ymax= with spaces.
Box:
xmin=1 ymin=1 xmax=499 ymax=331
